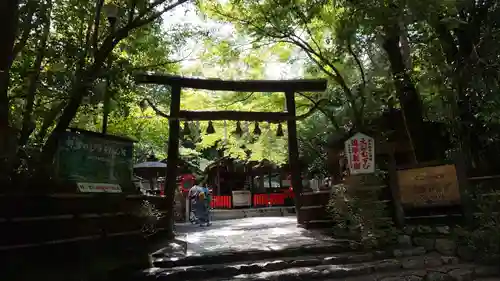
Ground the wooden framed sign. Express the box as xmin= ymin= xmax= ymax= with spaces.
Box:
xmin=344 ymin=132 xmax=375 ymax=175
xmin=398 ymin=164 xmax=461 ymax=207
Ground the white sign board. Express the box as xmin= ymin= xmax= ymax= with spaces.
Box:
xmin=77 ymin=182 xmax=122 ymax=193
xmin=344 ymin=132 xmax=375 ymax=175
xmin=232 ymin=190 xmax=252 ymax=207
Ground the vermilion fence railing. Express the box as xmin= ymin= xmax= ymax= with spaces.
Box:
xmin=210 ymin=195 xmax=232 ymax=209
xmin=252 ymin=193 xmax=288 ymax=207
xmin=252 ymin=194 xmax=268 ymax=207
xmin=211 ymin=193 xmax=291 ymax=209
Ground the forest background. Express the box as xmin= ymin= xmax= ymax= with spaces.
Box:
xmin=0 ymin=0 xmax=499 ymax=185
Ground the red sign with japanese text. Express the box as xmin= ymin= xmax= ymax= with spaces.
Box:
xmin=344 ymin=133 xmax=375 ymax=175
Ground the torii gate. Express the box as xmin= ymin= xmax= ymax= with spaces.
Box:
xmin=135 ymin=74 xmax=327 ymax=226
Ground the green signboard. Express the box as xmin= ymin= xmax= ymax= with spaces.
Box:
xmin=56 ymin=130 xmax=134 ymax=186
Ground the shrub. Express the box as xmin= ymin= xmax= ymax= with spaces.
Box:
xmin=326 ymin=174 xmax=398 ymax=249
xmin=453 ymin=189 xmax=500 ymax=263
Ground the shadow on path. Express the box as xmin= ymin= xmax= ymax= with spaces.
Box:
xmin=151 ymin=217 xmax=342 ymax=260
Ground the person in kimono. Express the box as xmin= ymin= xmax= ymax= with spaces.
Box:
xmin=188 ymin=179 xmax=210 ymax=226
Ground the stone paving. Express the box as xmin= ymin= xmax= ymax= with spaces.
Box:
xmin=141 ymin=217 xmax=500 ymax=281
xmin=173 ymin=217 xmax=340 ymax=256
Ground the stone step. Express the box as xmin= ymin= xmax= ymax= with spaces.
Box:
xmin=145 ymin=247 xmax=428 ymax=281
xmin=200 ymin=257 xmax=498 ymax=281
xmin=339 ymin=263 xmax=500 ymax=281
xmin=154 ymin=254 xmax=498 ymax=281
xmin=151 ymin=242 xmax=356 ymax=268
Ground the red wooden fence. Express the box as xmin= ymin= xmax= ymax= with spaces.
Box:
xmin=210 ymin=195 xmax=232 ymax=209
xmin=210 ymin=193 xmax=291 ymax=209
xmin=252 ymin=193 xmax=288 ymax=207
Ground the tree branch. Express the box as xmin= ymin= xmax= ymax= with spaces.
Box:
xmin=91 ymin=0 xmax=105 ymax=59
xmin=94 ymin=0 xmax=191 ymax=68
xmin=12 ymin=1 xmax=37 ymax=61
xmin=346 ymin=38 xmax=367 ymax=90
xmin=42 ymin=0 xmax=191 ymax=159
xmin=19 ymin=0 xmax=53 ymax=147
xmin=221 ymin=92 xmax=256 ymax=107
xmin=128 ymin=0 xmax=138 ymax=24
xmin=296 ymin=91 xmax=340 ymax=129
xmin=346 ymin=37 xmax=367 ymax=118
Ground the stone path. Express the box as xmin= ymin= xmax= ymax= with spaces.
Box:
xmin=174 ymin=217 xmax=339 ymax=255
xmin=135 ymin=217 xmax=500 ymax=281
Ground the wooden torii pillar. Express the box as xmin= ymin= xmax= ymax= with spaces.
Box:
xmin=135 ymin=74 xmax=327 ymax=230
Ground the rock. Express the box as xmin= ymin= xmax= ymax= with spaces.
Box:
xmin=290 ymin=259 xmax=320 ymax=267
xmin=402 ymin=247 xmax=427 ymax=257
xmin=417 ymin=225 xmax=433 ymax=234
xmin=382 ymin=276 xmax=424 ymax=281
xmin=424 ymin=256 xmax=443 ymax=267
xmin=402 ymin=256 xmax=425 ymax=269
xmin=404 ymin=226 xmax=416 ymax=235
xmin=347 ymin=252 xmax=374 ymax=263
xmin=263 ymin=260 xmax=288 ymax=271
xmin=393 ymin=249 xmax=404 ymax=257
xmin=405 ymin=275 xmax=424 ymax=281
xmin=434 ymin=239 xmax=456 ymax=256
xmin=435 ymin=226 xmax=450 ymax=234
xmin=323 ymin=255 xmax=346 ymax=264
xmin=382 ymin=277 xmax=406 ymax=281
xmin=474 ymin=266 xmax=500 ymax=277
xmin=217 ymin=266 xmax=239 ymax=277
xmin=398 ymin=235 xmax=413 ymax=247
xmin=413 ymin=237 xmax=436 ymax=251
xmin=440 ymin=256 xmax=459 ymax=265
xmin=456 ymin=246 xmax=476 ymax=261
xmin=404 ymin=275 xmax=422 ymax=281
xmin=238 ymin=264 xmax=263 ymax=274
xmin=448 ymin=268 xmax=473 ymax=281
xmin=424 ymin=271 xmax=454 ymax=281
xmin=374 ymin=259 xmax=402 ymax=272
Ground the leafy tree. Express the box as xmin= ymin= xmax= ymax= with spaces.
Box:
xmin=3 ymin=0 xmax=194 ymax=177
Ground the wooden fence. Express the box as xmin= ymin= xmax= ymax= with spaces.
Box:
xmin=0 ymin=193 xmax=169 ymax=252
xmin=298 ymin=157 xmax=500 ymax=229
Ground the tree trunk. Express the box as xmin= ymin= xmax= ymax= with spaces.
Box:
xmin=382 ymin=24 xmax=431 ymax=162
xmin=431 ymin=13 xmax=486 ymax=169
xmin=0 ymin=0 xmax=20 ymax=188
xmin=41 ymin=82 xmax=87 ymax=163
xmin=0 ymin=0 xmax=19 ymax=127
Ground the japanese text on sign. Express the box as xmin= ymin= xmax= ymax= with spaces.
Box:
xmin=398 ymin=165 xmax=460 ymax=207
xmin=344 ymin=133 xmax=375 ymax=175
xmin=64 ymin=136 xmax=128 ymax=157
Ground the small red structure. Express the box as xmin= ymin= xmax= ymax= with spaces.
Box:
xmin=204 ymin=158 xmax=295 ymax=209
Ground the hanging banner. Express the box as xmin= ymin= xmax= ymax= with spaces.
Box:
xmin=344 ymin=132 xmax=375 ymax=175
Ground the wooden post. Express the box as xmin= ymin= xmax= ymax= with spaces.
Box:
xmin=268 ymin=170 xmax=273 ymax=207
xmin=285 ymin=90 xmax=303 ymax=217
xmin=388 ymin=148 xmax=405 ymax=228
xmin=164 ymin=84 xmax=181 ymax=238
xmin=453 ymin=150 xmax=473 ymax=226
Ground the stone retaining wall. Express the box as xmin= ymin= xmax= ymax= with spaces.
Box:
xmin=399 ymin=224 xmax=498 ymax=265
